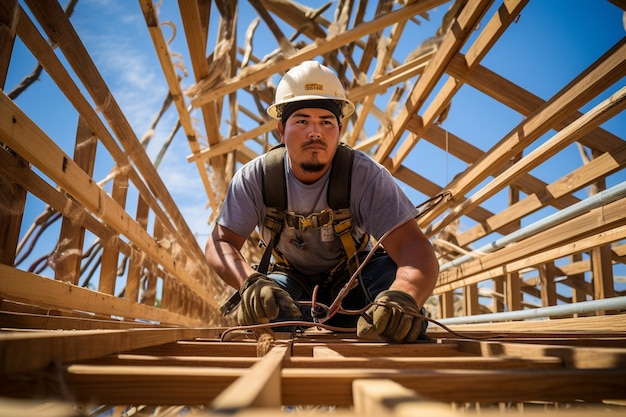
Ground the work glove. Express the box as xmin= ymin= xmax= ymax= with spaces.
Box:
xmin=357 ymin=290 xmax=426 ymax=343
xmin=237 ymin=272 xmax=301 ymax=326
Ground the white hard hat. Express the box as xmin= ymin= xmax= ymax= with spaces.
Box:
xmin=267 ymin=60 xmax=355 ymax=120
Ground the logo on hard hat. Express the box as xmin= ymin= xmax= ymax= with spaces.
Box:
xmin=305 ymin=83 xmax=324 ymax=92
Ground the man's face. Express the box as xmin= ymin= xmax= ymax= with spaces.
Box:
xmin=278 ymin=107 xmax=342 ymax=183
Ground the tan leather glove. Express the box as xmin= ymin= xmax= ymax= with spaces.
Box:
xmin=357 ymin=290 xmax=425 ymax=343
xmin=237 ymin=273 xmax=301 ymax=325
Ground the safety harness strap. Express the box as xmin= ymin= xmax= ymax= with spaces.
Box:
xmin=261 ymin=143 xmax=363 ymax=275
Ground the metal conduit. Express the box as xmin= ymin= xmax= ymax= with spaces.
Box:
xmin=439 ymin=180 xmax=626 ymax=272
xmin=437 ymin=296 xmax=626 ymax=325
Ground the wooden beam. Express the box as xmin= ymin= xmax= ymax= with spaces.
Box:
xmin=374 ymin=0 xmax=492 ymax=162
xmin=446 ymin=53 xmax=626 ymax=154
xmin=0 ymin=265 xmax=205 ymax=334
xmin=189 ymin=0 xmax=447 ymax=106
xmin=22 ymin=0 xmax=210 ymax=278
xmin=281 ymin=368 xmax=626 ymax=405
xmin=429 ymin=85 xmax=626 ymax=235
xmin=419 ymin=38 xmax=626 ymax=227
xmin=138 ymin=0 xmax=218 ymax=214
xmin=210 ymin=344 xmax=289 ymax=411
xmin=435 ymin=201 xmax=626 ymax=293
xmin=353 ymin=379 xmax=444 ymax=416
xmin=0 ymin=92 xmax=219 ymax=311
xmin=54 ymin=117 xmax=97 ymax=285
xmin=0 ymin=325 xmax=203 ymax=374
xmin=0 ymin=0 xmax=18 ymax=87
xmin=456 ymin=143 xmax=626 ymax=247
xmin=423 ymin=124 xmax=581 ymax=211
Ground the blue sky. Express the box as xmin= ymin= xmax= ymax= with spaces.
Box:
xmin=5 ymin=1 xmax=626 ymax=295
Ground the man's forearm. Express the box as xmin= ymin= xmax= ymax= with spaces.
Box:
xmin=205 ymin=226 xmax=256 ymax=290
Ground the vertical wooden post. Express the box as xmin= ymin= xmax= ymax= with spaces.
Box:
xmin=539 ymin=262 xmax=557 ymax=308
xmin=569 ymin=253 xmax=588 ymax=318
xmin=506 ymin=271 xmax=522 ymax=312
xmin=143 ymin=218 xmax=164 ymax=307
xmin=591 ymin=245 xmax=615 ymax=313
xmin=126 ymin=196 xmax=150 ymax=302
xmin=440 ymin=292 xmax=455 ymax=318
xmin=0 ymin=0 xmax=18 ymax=87
xmin=160 ymin=276 xmax=173 ymax=312
xmin=0 ymin=0 xmax=26 ymax=267
xmin=504 ymin=173 xmax=522 ymax=313
xmin=98 ymin=173 xmax=129 ymax=295
xmin=492 ymin=276 xmax=505 ymax=313
xmin=55 ymin=117 xmax=97 ymax=284
xmin=589 ymin=160 xmax=614 ymax=314
xmin=464 ymin=283 xmax=480 ymax=316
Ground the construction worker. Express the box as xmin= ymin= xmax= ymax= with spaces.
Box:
xmin=205 ymin=60 xmax=439 ymax=343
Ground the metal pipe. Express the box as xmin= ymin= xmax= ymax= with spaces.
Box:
xmin=439 ymin=180 xmax=626 ymax=272
xmin=437 ymin=296 xmax=626 ymax=325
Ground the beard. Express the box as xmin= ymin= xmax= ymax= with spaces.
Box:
xmin=300 ymin=161 xmax=326 ymax=173
xmin=299 ymin=139 xmax=328 ymax=173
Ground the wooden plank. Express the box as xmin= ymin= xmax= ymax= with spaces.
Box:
xmin=98 ymin=174 xmax=128 ymax=295
xmin=387 ymin=162 xmax=520 ymax=237
xmin=190 ymin=0 xmax=447 ymax=106
xmin=464 ymin=0 xmax=529 ymax=70
xmin=313 ymin=346 xmax=345 ymax=358
xmin=390 ymin=77 xmax=462 ymax=171
xmin=91 ymin=353 xmax=258 ymax=368
xmin=464 ymin=283 xmax=480 ymax=316
xmin=0 ymin=311 xmax=164 ymax=331
xmin=392 ymin=0 xmax=528 ymax=172
xmin=281 ymin=368 xmax=626 ymax=405
xmin=441 ymin=291 xmax=455 ymax=318
xmin=0 ymin=327 xmax=202 ymax=374
xmin=447 ymin=53 xmax=626 ymax=155
xmin=592 ymin=245 xmax=616 ymax=304
xmin=0 ymin=143 xmax=163 ymax=295
xmin=259 ymin=0 xmax=327 ymax=40
xmin=12 ymin=7 xmax=173 ymax=238
xmin=353 ymin=379 xmax=439 ymax=416
xmin=22 ymin=0 xmax=211 ymax=280
xmin=423 ymin=123 xmax=582 ymax=211
xmin=1 ymin=364 xmax=244 ymax=405
xmin=506 ymin=271 xmax=522 ymax=312
xmin=0 ymin=265 xmax=205 ymax=330
xmin=292 ymin=342 xmax=464 ymax=358
xmin=435 ymin=201 xmax=626 ymax=293
xmin=55 ymin=117 xmax=97 ymax=284
xmin=0 ymin=156 xmax=26 ymax=267
xmin=539 ymin=262 xmax=557 ymax=307
xmin=456 ymin=339 xmax=626 ymax=369
xmin=374 ymin=0 xmax=492 ymax=161
xmin=0 ymin=92 xmax=219 ymax=312
xmin=0 ymin=0 xmax=17 ymax=87
xmin=210 ymin=344 xmax=289 ymax=411
xmin=286 ymin=356 xmax=562 ymax=370
xmin=126 ymin=195 xmax=149 ymax=303
xmin=129 ymin=341 xmax=261 ymax=357
xmin=139 ymin=0 xmax=218 ymax=213
xmin=430 ymin=85 xmax=626 ymax=235
xmin=420 ymin=39 xmax=626 ymax=227
xmin=3 ymin=364 xmax=622 ymax=406
xmin=0 ymin=0 xmax=24 ymax=269
xmin=456 ymin=143 xmax=626 ymax=248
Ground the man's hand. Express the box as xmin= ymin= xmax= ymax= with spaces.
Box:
xmin=357 ymin=290 xmax=426 ymax=343
xmin=237 ymin=273 xmax=301 ymax=325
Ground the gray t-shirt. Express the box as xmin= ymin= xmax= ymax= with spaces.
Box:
xmin=217 ymin=148 xmax=418 ymax=275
